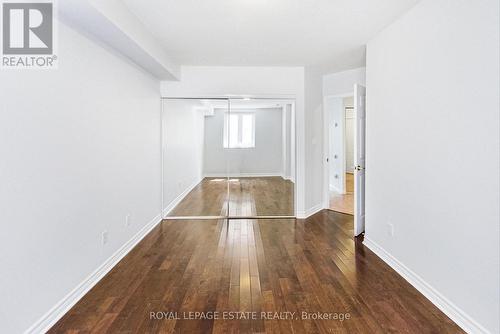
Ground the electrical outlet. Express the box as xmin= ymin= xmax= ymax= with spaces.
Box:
xmin=102 ymin=230 xmax=108 ymax=245
xmin=125 ymin=214 xmax=131 ymax=227
xmin=387 ymin=223 xmax=394 ymax=237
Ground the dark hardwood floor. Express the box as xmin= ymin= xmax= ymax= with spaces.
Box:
xmin=167 ymin=177 xmax=294 ymax=217
xmin=49 ymin=211 xmax=462 ymax=333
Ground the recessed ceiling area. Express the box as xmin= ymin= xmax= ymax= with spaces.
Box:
xmin=122 ymin=0 xmax=419 ymax=71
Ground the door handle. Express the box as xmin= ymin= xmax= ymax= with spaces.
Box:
xmin=354 ymin=165 xmax=365 ymax=171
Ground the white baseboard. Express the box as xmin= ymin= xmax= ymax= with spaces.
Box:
xmin=363 ymin=237 xmax=490 ymax=334
xmin=25 ymin=213 xmax=163 ymax=334
xmin=297 ymin=203 xmax=323 ymax=219
xmin=162 ymin=178 xmax=201 ymax=217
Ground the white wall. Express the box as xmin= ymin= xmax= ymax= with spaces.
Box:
xmin=161 ymin=66 xmax=309 ymax=214
xmin=203 ymin=108 xmax=284 ymax=176
xmin=365 ymin=1 xmax=499 ymax=333
xmin=162 ymin=99 xmax=205 ymax=212
xmin=0 ymin=22 xmax=161 ymax=333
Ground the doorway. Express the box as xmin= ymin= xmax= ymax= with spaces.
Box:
xmin=323 ymin=84 xmax=366 ymax=236
xmin=329 ymin=99 xmax=354 ymax=215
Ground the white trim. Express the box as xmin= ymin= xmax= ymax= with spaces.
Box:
xmin=162 ymin=178 xmax=201 ymax=217
xmin=203 ymin=173 xmax=284 ymax=178
xmin=297 ymin=203 xmax=323 ymax=219
xmin=363 ymin=237 xmax=491 ymax=334
xmin=290 ymin=102 xmax=297 ymax=215
xmin=223 ymin=112 xmax=256 ymax=149
xmin=25 ymin=213 xmax=163 ymax=334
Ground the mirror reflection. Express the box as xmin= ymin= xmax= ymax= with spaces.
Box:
xmin=162 ymin=98 xmax=295 ymax=219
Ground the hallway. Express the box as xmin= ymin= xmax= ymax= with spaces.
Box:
xmin=49 ymin=211 xmax=462 ymax=333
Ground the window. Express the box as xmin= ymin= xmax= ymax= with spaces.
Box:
xmin=223 ymin=113 xmax=255 ymax=148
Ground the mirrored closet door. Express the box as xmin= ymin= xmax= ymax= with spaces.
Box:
xmin=162 ymin=98 xmax=229 ymax=218
xmin=162 ymin=97 xmax=296 ymax=219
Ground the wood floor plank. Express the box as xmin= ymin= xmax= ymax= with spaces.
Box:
xmin=48 ymin=210 xmax=464 ymax=334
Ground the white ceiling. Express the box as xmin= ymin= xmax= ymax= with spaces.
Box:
xmin=122 ymin=0 xmax=419 ymax=71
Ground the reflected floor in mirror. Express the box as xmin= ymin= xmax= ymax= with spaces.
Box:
xmin=329 ymin=173 xmax=354 ymax=215
xmin=49 ymin=211 xmax=462 ymax=333
xmin=167 ymin=177 xmax=294 ymax=217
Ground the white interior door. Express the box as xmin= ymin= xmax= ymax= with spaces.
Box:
xmin=354 ymin=84 xmax=366 ymax=236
